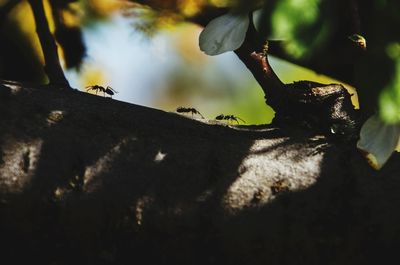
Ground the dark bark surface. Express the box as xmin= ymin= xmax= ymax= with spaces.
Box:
xmin=1 ymin=80 xmax=400 ymax=265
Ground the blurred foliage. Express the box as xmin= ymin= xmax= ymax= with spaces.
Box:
xmin=0 ymin=0 xmax=46 ymax=82
xmin=379 ymin=44 xmax=400 ymax=123
xmin=83 ymin=0 xmax=124 ymax=18
xmin=145 ymin=24 xmax=273 ymax=124
xmin=0 ymin=0 xmax=122 ymax=82
xmin=125 ymin=0 xmax=262 ymax=36
xmin=1 ymin=0 xmax=399 ymax=125
xmin=127 ymin=0 xmax=399 ymax=122
xmin=50 ymin=0 xmax=86 ymax=69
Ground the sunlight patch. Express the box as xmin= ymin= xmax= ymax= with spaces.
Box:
xmin=0 ymin=138 xmax=43 ymax=193
xmin=2 ymin=82 xmax=24 ymax=95
xmin=83 ymin=137 xmax=137 ymax=192
xmin=134 ymin=195 xmax=154 ymax=226
xmin=47 ymin=110 xmax=66 ymax=125
xmin=154 ymin=150 xmax=167 ymax=163
xmin=222 ymin=138 xmax=323 ymax=212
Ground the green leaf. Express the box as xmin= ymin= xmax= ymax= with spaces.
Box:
xmin=379 ymin=44 xmax=400 ymax=124
xmin=357 ymin=115 xmax=400 ymax=170
xmin=270 ymin=0 xmax=324 ymax=59
xmin=199 ymin=13 xmax=249 ymax=56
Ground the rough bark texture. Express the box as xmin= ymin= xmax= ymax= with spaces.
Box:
xmin=1 ymin=80 xmax=400 ymax=265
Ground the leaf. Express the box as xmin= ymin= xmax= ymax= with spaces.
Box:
xmin=357 ymin=115 xmax=400 ymax=170
xmin=379 ymin=44 xmax=400 ymax=124
xmin=397 ymin=138 xmax=400 ymax=152
xmin=270 ymin=0 xmax=324 ymax=59
xmin=199 ymin=13 xmax=249 ymax=56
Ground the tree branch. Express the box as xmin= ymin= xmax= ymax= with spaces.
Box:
xmin=0 ymin=80 xmax=399 ymax=264
xmin=233 ymin=13 xmax=286 ymax=113
xmin=28 ymin=0 xmax=70 ymax=87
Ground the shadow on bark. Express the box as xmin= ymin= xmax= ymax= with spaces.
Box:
xmin=0 ymin=81 xmax=258 ymax=264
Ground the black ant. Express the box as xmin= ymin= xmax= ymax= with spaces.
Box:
xmin=176 ymin=107 xmax=205 ymax=119
xmin=86 ymin=85 xmax=118 ymax=98
xmin=215 ymin=114 xmax=245 ymax=124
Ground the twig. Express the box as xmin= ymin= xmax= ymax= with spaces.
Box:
xmin=234 ymin=13 xmax=286 ymax=112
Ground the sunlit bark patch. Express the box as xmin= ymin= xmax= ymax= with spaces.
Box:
xmin=83 ymin=137 xmax=137 ymax=193
xmin=47 ymin=110 xmax=66 ymax=125
xmin=0 ymin=138 xmax=43 ymax=193
xmin=222 ymin=138 xmax=323 ymax=212
xmin=134 ymin=195 xmax=154 ymax=226
xmin=154 ymin=150 xmax=167 ymax=163
xmin=1 ymin=81 xmax=24 ymax=95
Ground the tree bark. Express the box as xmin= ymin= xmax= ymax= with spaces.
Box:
xmin=0 ymin=80 xmax=400 ymax=265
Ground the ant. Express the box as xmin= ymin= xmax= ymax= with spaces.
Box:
xmin=215 ymin=114 xmax=245 ymax=124
xmin=86 ymin=85 xmax=118 ymax=98
xmin=176 ymin=107 xmax=205 ymax=119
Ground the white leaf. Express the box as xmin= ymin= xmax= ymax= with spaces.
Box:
xmin=199 ymin=13 xmax=249 ymax=56
xmin=252 ymin=9 xmax=263 ymax=32
xmin=357 ymin=114 xmax=400 ymax=170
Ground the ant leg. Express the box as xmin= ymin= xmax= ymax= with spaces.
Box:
xmin=238 ymin=117 xmax=246 ymax=124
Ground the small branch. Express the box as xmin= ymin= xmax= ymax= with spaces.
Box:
xmin=234 ymin=13 xmax=286 ymax=112
xmin=189 ymin=8 xmax=287 ymax=112
xmin=234 ymin=42 xmax=286 ymax=112
xmin=28 ymin=0 xmax=70 ymax=87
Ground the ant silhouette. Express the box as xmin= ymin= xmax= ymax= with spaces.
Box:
xmin=215 ymin=114 xmax=245 ymax=124
xmin=86 ymin=85 xmax=118 ymax=98
xmin=176 ymin=107 xmax=205 ymax=119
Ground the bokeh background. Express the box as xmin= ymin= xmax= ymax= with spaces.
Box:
xmin=0 ymin=0 xmax=357 ymax=124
